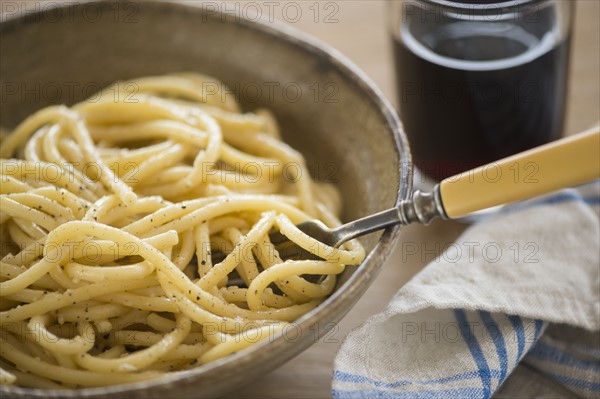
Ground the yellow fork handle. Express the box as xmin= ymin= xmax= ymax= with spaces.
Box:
xmin=439 ymin=127 xmax=600 ymax=219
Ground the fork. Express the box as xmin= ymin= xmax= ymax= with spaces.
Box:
xmin=271 ymin=127 xmax=599 ymax=255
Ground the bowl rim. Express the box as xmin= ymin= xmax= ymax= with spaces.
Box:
xmin=0 ymin=0 xmax=413 ymax=396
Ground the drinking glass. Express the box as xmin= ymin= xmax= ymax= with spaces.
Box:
xmin=390 ymin=0 xmax=574 ymax=181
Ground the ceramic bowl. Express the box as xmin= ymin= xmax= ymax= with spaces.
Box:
xmin=0 ymin=1 xmax=412 ymax=397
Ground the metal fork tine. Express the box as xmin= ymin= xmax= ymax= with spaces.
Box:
xmin=191 ymin=223 xmax=330 ymax=272
xmin=275 ymin=245 xmax=321 ymax=261
xmin=267 ymin=229 xmax=289 ymax=246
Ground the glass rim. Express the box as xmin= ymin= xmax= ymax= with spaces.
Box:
xmin=418 ymin=0 xmax=549 ymax=12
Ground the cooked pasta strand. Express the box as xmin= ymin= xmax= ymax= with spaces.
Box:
xmin=0 ymin=73 xmax=364 ymax=388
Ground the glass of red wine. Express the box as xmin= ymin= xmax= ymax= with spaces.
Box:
xmin=389 ymin=0 xmax=574 ymax=181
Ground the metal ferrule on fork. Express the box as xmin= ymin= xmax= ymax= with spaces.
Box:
xmin=397 ymin=187 xmax=448 ymax=225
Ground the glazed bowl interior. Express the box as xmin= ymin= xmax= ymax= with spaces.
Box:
xmin=0 ymin=1 xmax=412 ymax=398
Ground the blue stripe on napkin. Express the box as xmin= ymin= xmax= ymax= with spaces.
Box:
xmin=455 ymin=309 xmax=492 ymax=397
xmin=480 ymin=311 xmax=508 ymax=383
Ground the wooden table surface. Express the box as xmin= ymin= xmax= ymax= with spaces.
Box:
xmin=225 ymin=1 xmax=600 ymax=398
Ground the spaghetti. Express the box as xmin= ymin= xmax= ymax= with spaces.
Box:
xmin=0 ymin=74 xmax=365 ymax=388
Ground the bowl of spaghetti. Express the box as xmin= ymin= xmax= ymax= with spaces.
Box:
xmin=0 ymin=1 xmax=411 ymax=397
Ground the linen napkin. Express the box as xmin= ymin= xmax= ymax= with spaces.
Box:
xmin=333 ymin=182 xmax=600 ymax=398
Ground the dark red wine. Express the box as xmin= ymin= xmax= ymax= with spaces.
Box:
xmin=394 ymin=23 xmax=570 ymax=180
